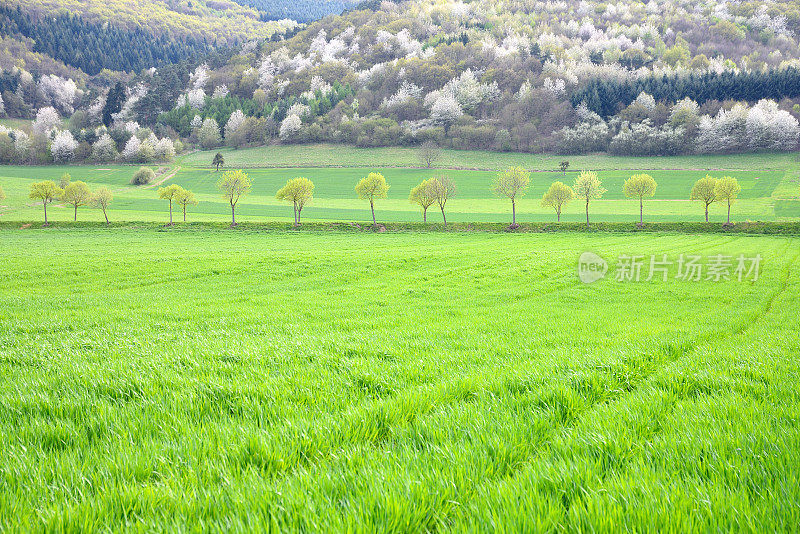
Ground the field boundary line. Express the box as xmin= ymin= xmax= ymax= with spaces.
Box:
xmin=185 ymin=164 xmax=777 ymax=173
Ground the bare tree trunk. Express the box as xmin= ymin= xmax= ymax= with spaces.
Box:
xmin=423 ymin=208 xmax=427 ymax=223
xmin=639 ymin=197 xmax=643 ymax=224
xmin=169 ymin=200 xmax=173 ymax=225
xmin=183 ymin=205 xmax=187 ymax=222
xmin=557 ymin=207 xmax=561 ymax=222
xmin=705 ymin=204 xmax=709 ymax=223
xmin=511 ymin=198 xmax=516 ymax=226
xmin=441 ymin=206 xmax=446 ymax=228
xmin=104 ymin=209 xmax=109 ymax=225
xmin=73 ymin=205 xmax=77 ymax=221
xmin=727 ymin=202 xmax=731 ymax=224
xmin=586 ymin=199 xmax=590 ymax=228
xmin=231 ymin=204 xmax=236 ymax=226
xmin=370 ymin=199 xmax=376 ymax=226
xmin=43 ymin=202 xmax=48 ymax=225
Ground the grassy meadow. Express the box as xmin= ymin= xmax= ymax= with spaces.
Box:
xmin=1 ymin=228 xmax=799 ymax=530
xmin=0 ymin=146 xmax=799 ymax=224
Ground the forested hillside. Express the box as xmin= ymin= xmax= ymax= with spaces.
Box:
xmin=0 ymin=0 xmax=288 ymax=45
xmin=232 ymin=0 xmax=358 ymax=23
xmin=0 ymin=5 xmax=214 ymax=75
xmin=2 ymin=0 xmax=800 ymax=166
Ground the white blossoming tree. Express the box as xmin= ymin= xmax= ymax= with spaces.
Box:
xmin=430 ymin=95 xmax=463 ymax=129
xmin=51 ymin=130 xmax=78 ymax=163
xmin=92 ymin=134 xmax=119 ymax=162
xmin=279 ymin=114 xmax=303 ymax=142
xmin=154 ymin=138 xmax=175 ymax=161
xmin=121 ymin=136 xmax=141 ymax=162
xmin=33 ymin=107 xmax=62 ymax=136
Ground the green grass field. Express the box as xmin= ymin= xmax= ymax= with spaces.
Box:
xmin=1 ymin=228 xmax=799 ymax=531
xmin=1 ymin=147 xmax=799 ymax=224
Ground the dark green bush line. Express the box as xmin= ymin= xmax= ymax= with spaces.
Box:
xmin=3 ymin=221 xmax=800 ymax=235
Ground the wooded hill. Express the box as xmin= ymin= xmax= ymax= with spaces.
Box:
xmin=2 ymin=0 xmax=800 ymax=163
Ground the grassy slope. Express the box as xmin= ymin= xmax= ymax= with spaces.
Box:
xmin=1 ymin=229 xmax=798 ymax=530
xmin=0 ymin=118 xmax=32 ymax=130
xmin=1 ymin=149 xmax=798 ymax=223
xmin=179 ymin=144 xmax=800 ymax=171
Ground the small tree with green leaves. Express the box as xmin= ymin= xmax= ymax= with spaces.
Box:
xmin=174 ymin=187 xmax=197 ymax=223
xmin=355 ymin=172 xmax=389 ymax=226
xmin=541 ymin=181 xmax=574 ymax=222
xmin=59 ymin=173 xmax=71 ymax=190
xmin=93 ymin=186 xmax=113 ymax=225
xmin=213 ymin=152 xmax=224 ymax=171
xmin=218 ymin=169 xmax=251 ymax=226
xmin=62 ymin=180 xmax=92 ymax=221
xmin=276 ymin=177 xmax=315 ymax=226
xmin=158 ymin=184 xmax=182 ymax=225
xmin=690 ymin=175 xmax=718 ymax=223
xmin=573 ymin=171 xmax=606 ymax=227
xmin=29 ymin=181 xmax=62 ymax=225
xmin=492 ymin=166 xmax=530 ymax=227
xmin=623 ymin=173 xmax=657 ymax=225
xmin=428 ymin=175 xmax=456 ymax=227
xmin=409 ymin=179 xmax=436 ymax=223
xmin=715 ymin=176 xmax=741 ymax=224
xmin=559 ymin=161 xmax=570 ymax=176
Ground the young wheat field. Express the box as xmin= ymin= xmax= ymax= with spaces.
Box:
xmin=1 ymin=228 xmax=799 ymax=531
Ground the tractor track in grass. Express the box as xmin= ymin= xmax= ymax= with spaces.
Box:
xmin=241 ymin=242 xmax=783 ymax=526
xmin=144 ymin=166 xmax=181 ymax=189
xmin=6 ymin=232 xmax=797 ymax=530
xmin=79 ymin=235 xmax=767 ymax=484
xmin=436 ymin=245 xmax=799 ymax=531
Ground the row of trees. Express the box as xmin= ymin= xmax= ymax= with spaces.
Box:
xmin=28 ymin=175 xmax=113 ymax=225
xmin=20 ymin=168 xmax=750 ymax=227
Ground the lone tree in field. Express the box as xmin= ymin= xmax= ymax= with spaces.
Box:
xmin=409 ymin=179 xmax=436 ymax=223
xmin=62 ymin=181 xmax=92 ymax=221
xmin=276 ymin=177 xmax=315 ymax=226
xmin=29 ymin=181 xmax=62 ymax=225
xmin=355 ymin=172 xmax=389 ymax=226
xmin=218 ymin=169 xmax=251 ymax=226
xmin=541 ymin=181 xmax=574 ymax=222
xmin=559 ymin=161 xmax=570 ymax=176
xmin=492 ymin=166 xmax=530 ymax=227
xmin=59 ymin=173 xmax=71 ymax=189
xmin=131 ymin=167 xmax=155 ymax=185
xmin=428 ymin=175 xmax=457 ymax=227
xmin=158 ymin=184 xmax=183 ymax=225
xmin=623 ymin=173 xmax=657 ymax=225
xmin=690 ymin=175 xmax=718 ymax=223
xmin=213 ymin=152 xmax=224 ymax=171
xmin=93 ymin=186 xmax=113 ymax=225
xmin=715 ymin=176 xmax=741 ymax=225
xmin=174 ymin=187 xmax=197 ymax=223
xmin=417 ymin=141 xmax=442 ymax=169
xmin=573 ymin=171 xmax=606 ymax=228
